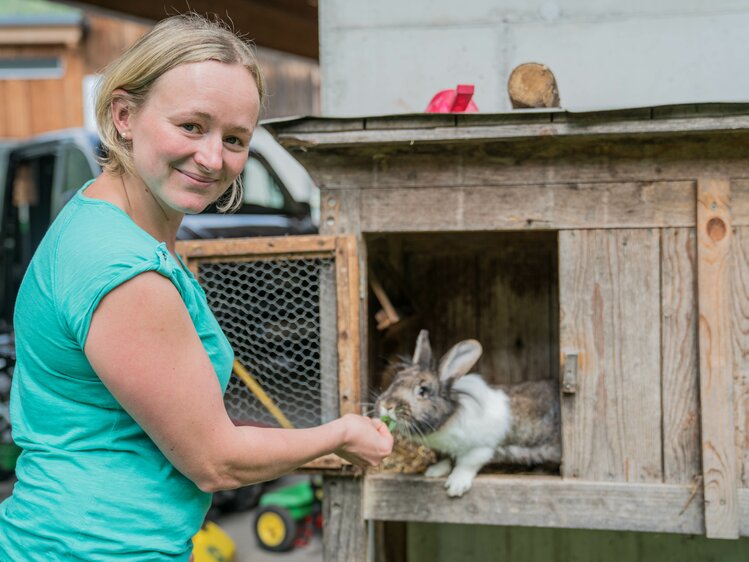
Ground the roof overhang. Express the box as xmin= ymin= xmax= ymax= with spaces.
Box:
xmin=56 ymin=0 xmax=319 ymax=59
xmin=0 ymin=14 xmax=85 ymax=46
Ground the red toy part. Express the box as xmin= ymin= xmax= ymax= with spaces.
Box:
xmin=425 ymin=84 xmax=479 ymax=113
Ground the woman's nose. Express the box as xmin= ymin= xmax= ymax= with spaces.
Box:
xmin=194 ymin=135 xmax=223 ymax=171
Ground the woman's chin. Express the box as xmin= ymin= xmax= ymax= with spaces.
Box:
xmin=173 ymin=197 xmax=213 ymax=215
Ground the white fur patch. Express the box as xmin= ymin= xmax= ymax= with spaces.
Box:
xmin=422 ymin=374 xmax=511 ymax=457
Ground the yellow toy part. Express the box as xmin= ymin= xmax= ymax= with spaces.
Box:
xmin=192 ymin=520 xmax=236 ymax=562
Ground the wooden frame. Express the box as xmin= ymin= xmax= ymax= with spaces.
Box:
xmin=364 ymin=474 xmax=749 ymax=536
xmin=266 ymin=106 xmax=749 ymax=557
xmin=177 ymin=235 xmax=361 ymax=470
xmin=696 ymin=177 xmax=740 ymax=538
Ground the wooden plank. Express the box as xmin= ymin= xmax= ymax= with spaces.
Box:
xmin=741 ymin=488 xmax=749 ymax=536
xmin=0 ymin=81 xmax=7 ymax=137
xmin=731 ymin=228 xmax=749 ymax=488
xmin=407 ymin=521 xmax=749 ymax=562
xmin=319 ymin=188 xmax=362 ymax=234
xmin=374 ymin=521 xmax=407 ymax=562
xmin=5 ymin=80 xmax=32 ymax=138
xmin=275 ymin=112 xmax=749 ymax=148
xmin=319 ymin=259 xmax=339 ymax=424
xmin=29 ymin=79 xmax=73 ymax=135
xmin=405 ymin=252 xmax=479 ymax=370
xmin=175 ymin=235 xmax=336 ymax=259
xmin=365 ymin=114 xmax=456 ymax=130
xmin=357 ymin=182 xmax=697 ymax=232
xmin=477 ymin=241 xmax=556 ymax=384
xmin=696 ymin=177 xmax=740 ymax=539
xmin=61 ymin=47 xmax=84 ymax=128
xmin=559 ymin=229 xmax=662 ymax=482
xmin=661 ymin=228 xmax=702 ymax=484
xmin=292 ymin=135 xmax=749 ymax=195
xmin=336 ymin=236 xmax=361 ymax=416
xmin=363 ymin=474 xmax=704 ymax=534
xmin=324 ymin=476 xmax=368 ymax=561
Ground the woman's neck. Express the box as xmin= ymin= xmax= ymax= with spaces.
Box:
xmin=91 ymin=172 xmax=183 ymax=251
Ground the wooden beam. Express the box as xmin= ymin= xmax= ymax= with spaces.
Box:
xmin=356 ymin=182 xmax=700 ymax=232
xmin=363 ymin=474 xmax=707 ymax=535
xmin=696 ymin=176 xmax=740 ymax=539
xmin=324 ymin=476 xmax=368 ymax=562
xmin=0 ymin=26 xmax=83 ymax=46
xmin=176 ymin=235 xmax=336 ymax=260
xmin=275 ymin=113 xmax=749 ymax=148
xmin=60 ymin=0 xmax=318 ymax=59
xmin=335 ymin=235 xmax=361 ymax=416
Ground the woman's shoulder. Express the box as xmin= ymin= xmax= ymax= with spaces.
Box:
xmin=54 ymin=190 xmax=162 ymax=264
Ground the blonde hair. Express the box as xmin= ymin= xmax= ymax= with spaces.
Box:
xmin=95 ymin=13 xmax=265 ymax=212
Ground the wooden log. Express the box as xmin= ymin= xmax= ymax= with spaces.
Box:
xmin=696 ymin=176 xmax=740 ymax=539
xmin=508 ymin=62 xmax=561 ymax=109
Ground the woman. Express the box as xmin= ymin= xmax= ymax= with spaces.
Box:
xmin=0 ymin=14 xmax=392 ymax=561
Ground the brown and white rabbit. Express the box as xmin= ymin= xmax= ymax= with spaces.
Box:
xmin=375 ymin=329 xmax=561 ymax=497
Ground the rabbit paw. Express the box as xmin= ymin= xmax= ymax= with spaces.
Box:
xmin=445 ymin=470 xmax=475 ymax=497
xmin=424 ymin=459 xmax=452 ymax=478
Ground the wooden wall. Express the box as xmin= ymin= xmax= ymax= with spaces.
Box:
xmin=368 ymin=232 xmax=558 ymax=389
xmin=0 ymin=12 xmax=319 ymax=140
xmin=0 ymin=43 xmax=84 ymax=138
xmin=407 ymin=524 xmax=749 ymax=562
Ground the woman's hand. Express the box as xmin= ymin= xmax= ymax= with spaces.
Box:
xmin=331 ymin=414 xmax=394 ymax=467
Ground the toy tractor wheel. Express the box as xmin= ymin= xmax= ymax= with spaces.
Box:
xmin=254 ymin=505 xmax=297 ymax=552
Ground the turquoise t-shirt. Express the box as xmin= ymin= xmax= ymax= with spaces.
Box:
xmin=0 ymin=182 xmax=235 ymax=561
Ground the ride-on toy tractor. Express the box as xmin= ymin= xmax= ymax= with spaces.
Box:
xmin=253 ymin=478 xmax=323 ymax=552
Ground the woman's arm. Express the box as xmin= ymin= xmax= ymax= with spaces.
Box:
xmin=85 ymin=271 xmax=392 ymax=492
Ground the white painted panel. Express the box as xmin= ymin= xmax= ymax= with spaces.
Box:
xmin=321 ymin=26 xmax=504 ymax=116
xmin=322 ymin=0 xmax=749 ymax=29
xmin=508 ymin=11 xmax=749 ymax=111
xmin=320 ymin=0 xmax=749 ymax=115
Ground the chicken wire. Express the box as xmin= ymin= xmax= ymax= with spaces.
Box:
xmin=198 ymin=257 xmax=338 ymax=429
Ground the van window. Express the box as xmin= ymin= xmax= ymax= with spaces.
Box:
xmin=243 ymin=155 xmax=285 ymax=210
xmin=56 ymin=146 xmax=96 ymax=214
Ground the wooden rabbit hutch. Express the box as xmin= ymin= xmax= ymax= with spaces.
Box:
xmin=261 ymin=105 xmax=749 ymax=560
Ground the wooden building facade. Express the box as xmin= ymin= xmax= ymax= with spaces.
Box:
xmin=0 ymin=8 xmax=319 ymax=140
xmin=255 ymin=105 xmax=749 ymax=560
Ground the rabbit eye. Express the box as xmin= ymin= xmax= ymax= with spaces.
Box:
xmin=416 ymin=385 xmax=430 ymax=398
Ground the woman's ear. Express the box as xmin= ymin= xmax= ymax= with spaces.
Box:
xmin=111 ymin=89 xmax=133 ymax=139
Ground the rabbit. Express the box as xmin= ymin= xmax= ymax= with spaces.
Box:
xmin=375 ymin=329 xmax=561 ymax=497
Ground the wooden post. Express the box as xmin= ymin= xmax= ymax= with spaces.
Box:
xmin=696 ymin=176 xmax=740 ymax=539
xmin=324 ymin=476 xmax=368 ymax=562
xmin=335 ymin=235 xmax=361 ymax=416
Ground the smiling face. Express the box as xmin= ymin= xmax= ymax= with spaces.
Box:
xmin=116 ymin=60 xmax=260 ymax=215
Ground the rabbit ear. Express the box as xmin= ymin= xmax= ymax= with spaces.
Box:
xmin=412 ymin=329 xmax=433 ymax=368
xmin=438 ymin=340 xmax=482 ymax=385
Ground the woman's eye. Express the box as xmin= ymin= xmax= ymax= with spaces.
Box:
xmin=225 ymin=136 xmax=243 ymax=147
xmin=181 ymin=123 xmax=198 ymax=133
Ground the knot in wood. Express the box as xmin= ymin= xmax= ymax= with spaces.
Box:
xmin=706 ymin=217 xmax=727 ymax=242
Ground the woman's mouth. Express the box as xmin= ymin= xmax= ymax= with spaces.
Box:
xmin=177 ymin=169 xmax=219 ymax=185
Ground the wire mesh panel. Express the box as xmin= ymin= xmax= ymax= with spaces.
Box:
xmin=199 ymin=257 xmax=338 ymax=429
xmin=176 ymin=235 xmax=361 ymax=466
